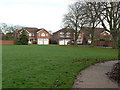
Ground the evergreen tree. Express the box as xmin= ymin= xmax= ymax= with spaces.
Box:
xmin=17 ymin=29 xmax=28 ymax=45
xmin=5 ymin=35 xmax=10 ymax=40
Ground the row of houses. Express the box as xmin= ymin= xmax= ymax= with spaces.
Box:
xmin=13 ymin=27 xmax=112 ymax=45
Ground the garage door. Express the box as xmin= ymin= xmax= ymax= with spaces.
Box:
xmin=38 ymin=38 xmax=43 ymax=45
xmin=59 ymin=39 xmax=64 ymax=45
xmin=65 ymin=39 xmax=70 ymax=45
xmin=44 ymin=38 xmax=49 ymax=45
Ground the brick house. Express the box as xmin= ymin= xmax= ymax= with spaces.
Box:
xmin=80 ymin=28 xmax=112 ymax=44
xmin=53 ymin=28 xmax=75 ymax=45
xmin=16 ymin=27 xmax=50 ymax=45
xmin=53 ymin=28 xmax=112 ymax=45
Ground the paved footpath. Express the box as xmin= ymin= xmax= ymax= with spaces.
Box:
xmin=72 ymin=61 xmax=119 ymax=88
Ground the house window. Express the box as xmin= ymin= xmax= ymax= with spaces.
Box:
xmin=66 ymin=32 xmax=70 ymax=37
xmin=60 ymin=35 xmax=64 ymax=37
xmin=29 ymin=33 xmax=32 ymax=36
xmin=60 ymin=32 xmax=64 ymax=34
xmin=78 ymin=34 xmax=81 ymax=38
xmin=32 ymin=33 xmax=34 ymax=36
xmin=41 ymin=33 xmax=45 ymax=37
xmin=44 ymin=38 xmax=48 ymax=41
xmin=89 ymin=34 xmax=91 ymax=38
xmin=60 ymin=32 xmax=64 ymax=37
xmin=46 ymin=33 xmax=48 ymax=36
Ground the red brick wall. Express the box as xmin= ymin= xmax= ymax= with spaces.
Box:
xmin=0 ymin=40 xmax=15 ymax=45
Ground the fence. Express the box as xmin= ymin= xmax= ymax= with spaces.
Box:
xmin=94 ymin=41 xmax=113 ymax=47
xmin=0 ymin=40 xmax=15 ymax=45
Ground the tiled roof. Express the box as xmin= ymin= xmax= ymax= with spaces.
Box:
xmin=18 ymin=27 xmax=48 ymax=33
xmin=24 ymin=27 xmax=38 ymax=33
xmin=53 ymin=28 xmax=75 ymax=34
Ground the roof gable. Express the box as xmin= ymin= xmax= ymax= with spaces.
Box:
xmin=37 ymin=28 xmax=49 ymax=33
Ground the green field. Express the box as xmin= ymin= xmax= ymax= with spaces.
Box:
xmin=2 ymin=45 xmax=118 ymax=88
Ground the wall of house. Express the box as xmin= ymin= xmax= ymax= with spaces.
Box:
xmin=0 ymin=40 xmax=15 ymax=45
xmin=37 ymin=29 xmax=50 ymax=44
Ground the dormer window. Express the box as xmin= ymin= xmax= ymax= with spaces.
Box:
xmin=41 ymin=33 xmax=45 ymax=37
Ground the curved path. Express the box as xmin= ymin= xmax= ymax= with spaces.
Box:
xmin=72 ymin=61 xmax=119 ymax=88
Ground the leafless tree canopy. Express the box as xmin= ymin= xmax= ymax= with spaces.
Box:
xmin=0 ymin=23 xmax=23 ymax=34
xmin=63 ymin=2 xmax=89 ymax=30
xmin=63 ymin=1 xmax=120 ymax=48
xmin=63 ymin=2 xmax=89 ymax=46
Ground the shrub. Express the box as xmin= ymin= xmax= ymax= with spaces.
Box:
xmin=16 ymin=29 xmax=28 ymax=45
xmin=5 ymin=35 xmax=10 ymax=40
xmin=103 ymin=44 xmax=108 ymax=47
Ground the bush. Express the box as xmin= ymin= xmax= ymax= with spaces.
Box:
xmin=16 ymin=30 xmax=28 ymax=45
xmin=5 ymin=35 xmax=10 ymax=40
xmin=103 ymin=44 xmax=108 ymax=47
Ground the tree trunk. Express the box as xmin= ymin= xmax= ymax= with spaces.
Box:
xmin=112 ymin=35 xmax=118 ymax=49
xmin=74 ymin=18 xmax=78 ymax=47
xmin=74 ymin=29 xmax=78 ymax=47
xmin=118 ymin=31 xmax=120 ymax=61
xmin=91 ymin=27 xmax=95 ymax=47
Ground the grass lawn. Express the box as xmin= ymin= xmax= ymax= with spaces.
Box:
xmin=2 ymin=45 xmax=118 ymax=88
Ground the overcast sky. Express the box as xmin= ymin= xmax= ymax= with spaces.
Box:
xmin=0 ymin=0 xmax=76 ymax=32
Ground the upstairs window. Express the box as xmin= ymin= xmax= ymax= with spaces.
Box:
xmin=66 ymin=32 xmax=70 ymax=37
xmin=89 ymin=34 xmax=91 ymax=38
xmin=60 ymin=32 xmax=64 ymax=35
xmin=60 ymin=35 xmax=64 ymax=37
xmin=41 ymin=33 xmax=45 ymax=37
xmin=78 ymin=34 xmax=81 ymax=38
xmin=60 ymin=32 xmax=64 ymax=37
xmin=29 ymin=33 xmax=32 ymax=36
xmin=32 ymin=33 xmax=34 ymax=36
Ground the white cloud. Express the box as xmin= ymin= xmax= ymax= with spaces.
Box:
xmin=0 ymin=0 xmax=75 ymax=32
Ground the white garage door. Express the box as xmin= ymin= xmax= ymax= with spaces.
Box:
xmin=59 ymin=39 xmax=64 ymax=45
xmin=44 ymin=38 xmax=49 ymax=45
xmin=65 ymin=39 xmax=70 ymax=45
xmin=38 ymin=38 xmax=43 ymax=45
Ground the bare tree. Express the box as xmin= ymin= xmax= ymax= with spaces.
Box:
xmin=0 ymin=23 xmax=10 ymax=34
xmin=85 ymin=2 xmax=101 ymax=47
xmin=0 ymin=23 xmax=23 ymax=34
xmin=63 ymin=2 xmax=89 ymax=46
xmin=0 ymin=23 xmax=23 ymax=40
xmin=94 ymin=2 xmax=120 ymax=49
